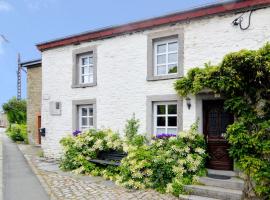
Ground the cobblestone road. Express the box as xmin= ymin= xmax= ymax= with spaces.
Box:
xmin=18 ymin=144 xmax=178 ymax=200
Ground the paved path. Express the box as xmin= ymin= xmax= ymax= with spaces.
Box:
xmin=1 ymin=129 xmax=49 ymax=200
xmin=18 ymin=143 xmax=179 ymax=200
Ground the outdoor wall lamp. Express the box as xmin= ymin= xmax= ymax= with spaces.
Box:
xmin=186 ymin=97 xmax=191 ymax=110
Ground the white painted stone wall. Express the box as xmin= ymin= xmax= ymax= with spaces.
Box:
xmin=41 ymin=7 xmax=270 ymax=157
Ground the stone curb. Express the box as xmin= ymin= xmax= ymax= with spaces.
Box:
xmin=17 ymin=144 xmax=58 ymax=200
xmin=0 ymin=131 xmax=3 ymax=200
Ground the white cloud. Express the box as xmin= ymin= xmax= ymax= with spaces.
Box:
xmin=23 ymin=0 xmax=58 ymax=11
xmin=0 ymin=1 xmax=12 ymax=12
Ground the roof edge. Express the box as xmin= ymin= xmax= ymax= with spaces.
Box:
xmin=37 ymin=0 xmax=270 ymax=51
xmin=21 ymin=59 xmax=42 ymax=68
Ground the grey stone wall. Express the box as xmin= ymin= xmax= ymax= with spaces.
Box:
xmin=27 ymin=65 xmax=42 ymax=144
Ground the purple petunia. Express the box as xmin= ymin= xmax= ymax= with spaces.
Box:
xmin=72 ymin=130 xmax=82 ymax=137
xmin=155 ymin=133 xmax=177 ymax=139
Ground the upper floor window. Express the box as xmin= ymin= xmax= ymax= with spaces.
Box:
xmin=72 ymin=46 xmax=97 ymax=88
xmin=147 ymin=28 xmax=184 ymax=81
xmin=154 ymin=38 xmax=178 ymax=76
xmin=79 ymin=53 xmax=94 ymax=84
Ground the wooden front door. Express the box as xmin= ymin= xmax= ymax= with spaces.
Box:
xmin=203 ymin=100 xmax=234 ymax=170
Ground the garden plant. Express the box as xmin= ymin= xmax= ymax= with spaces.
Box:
xmin=174 ymin=43 xmax=270 ymax=199
xmin=60 ymin=117 xmax=206 ymax=197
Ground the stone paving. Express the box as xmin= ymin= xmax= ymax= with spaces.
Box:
xmin=18 ymin=144 xmax=179 ymax=200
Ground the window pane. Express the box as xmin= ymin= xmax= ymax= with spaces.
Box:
xmin=89 ymin=117 xmax=93 ymax=126
xmin=82 ymin=66 xmax=89 ymax=75
xmin=168 ymin=42 xmax=178 ymax=52
xmin=82 ymin=57 xmax=89 ymax=65
xmin=168 ymin=53 xmax=177 ymax=63
xmin=157 ymin=55 xmax=166 ymax=64
xmin=157 ymin=44 xmax=166 ymax=54
xmin=168 ymin=104 xmax=177 ymax=114
xmin=89 ymin=66 xmax=94 ymax=74
xmin=168 ymin=116 xmax=177 ymax=126
xmin=89 ymin=56 xmax=93 ymax=64
xmin=168 ymin=64 xmax=177 ymax=74
xmin=157 ymin=117 xmax=166 ymax=126
xmin=83 ymin=75 xmax=90 ymax=83
xmin=167 ymin=128 xmax=177 ymax=135
xmin=157 ymin=65 xmax=166 ymax=75
xmin=156 ymin=128 xmax=166 ymax=135
xmin=89 ymin=75 xmax=93 ymax=83
xmin=82 ymin=117 xmax=87 ymax=126
xmin=89 ymin=107 xmax=93 ymax=116
xmin=81 ymin=108 xmax=87 ymax=116
xmin=157 ymin=105 xmax=166 ymax=114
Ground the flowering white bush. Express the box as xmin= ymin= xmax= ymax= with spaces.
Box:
xmin=59 ymin=122 xmax=207 ymax=197
xmin=117 ymin=123 xmax=207 ymax=196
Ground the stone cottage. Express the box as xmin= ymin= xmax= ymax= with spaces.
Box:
xmin=32 ymin=0 xmax=270 ymax=171
xmin=22 ymin=59 xmax=42 ymax=145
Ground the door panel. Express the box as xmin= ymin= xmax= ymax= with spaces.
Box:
xmin=203 ymin=100 xmax=233 ymax=170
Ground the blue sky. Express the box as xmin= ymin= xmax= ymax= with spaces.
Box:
xmin=0 ymin=0 xmax=222 ymax=107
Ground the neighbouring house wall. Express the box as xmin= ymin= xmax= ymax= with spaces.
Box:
xmin=0 ymin=113 xmax=8 ymax=128
xmin=41 ymin=7 xmax=270 ymax=158
xmin=27 ymin=66 xmax=42 ymax=144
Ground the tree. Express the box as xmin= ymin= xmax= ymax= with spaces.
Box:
xmin=174 ymin=43 xmax=270 ymax=199
xmin=2 ymin=97 xmax=27 ymax=124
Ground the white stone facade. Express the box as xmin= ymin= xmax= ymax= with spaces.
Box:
xmin=41 ymin=7 xmax=270 ymax=157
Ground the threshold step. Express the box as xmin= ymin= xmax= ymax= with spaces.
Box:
xmin=179 ymin=194 xmax=220 ymax=200
xmin=184 ymin=185 xmax=243 ymax=200
xmin=199 ymin=176 xmax=244 ymax=190
xmin=207 ymin=169 xmax=238 ymax=177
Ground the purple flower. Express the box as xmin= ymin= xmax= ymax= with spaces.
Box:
xmin=72 ymin=130 xmax=81 ymax=137
xmin=155 ymin=133 xmax=177 ymax=139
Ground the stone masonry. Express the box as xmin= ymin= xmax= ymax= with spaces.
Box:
xmin=26 ymin=63 xmax=42 ymax=145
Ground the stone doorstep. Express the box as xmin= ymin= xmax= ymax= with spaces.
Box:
xmin=184 ymin=185 xmax=243 ymax=200
xmin=207 ymin=169 xmax=238 ymax=177
xmin=179 ymin=194 xmax=220 ymax=200
xmin=198 ymin=177 xmax=244 ymax=190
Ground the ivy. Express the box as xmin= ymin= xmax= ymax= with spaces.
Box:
xmin=174 ymin=43 xmax=270 ymax=199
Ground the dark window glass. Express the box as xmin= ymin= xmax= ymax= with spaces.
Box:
xmin=157 ymin=117 xmax=166 ymax=126
xmin=168 ymin=104 xmax=177 ymax=114
xmin=168 ymin=117 xmax=177 ymax=126
xmin=157 ymin=105 xmax=166 ymax=115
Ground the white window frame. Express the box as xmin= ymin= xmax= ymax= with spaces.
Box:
xmin=153 ymin=102 xmax=178 ymax=135
xmin=154 ymin=38 xmax=178 ymax=76
xmin=79 ymin=53 xmax=94 ymax=84
xmin=78 ymin=105 xmax=94 ymax=131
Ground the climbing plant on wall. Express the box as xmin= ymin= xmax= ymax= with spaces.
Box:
xmin=174 ymin=43 xmax=270 ymax=199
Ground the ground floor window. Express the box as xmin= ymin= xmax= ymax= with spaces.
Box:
xmin=154 ymin=102 xmax=177 ymax=135
xmin=78 ymin=105 xmax=94 ymax=131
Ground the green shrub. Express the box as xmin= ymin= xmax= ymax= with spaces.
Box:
xmin=124 ymin=113 xmax=140 ymax=140
xmin=7 ymin=123 xmax=28 ymax=143
xmin=60 ymin=129 xmax=122 ymax=176
xmin=118 ymin=123 xmax=207 ymax=195
xmin=2 ymin=97 xmax=26 ymax=124
xmin=174 ymin=43 xmax=270 ymax=199
xmin=59 ymin=123 xmax=207 ymax=197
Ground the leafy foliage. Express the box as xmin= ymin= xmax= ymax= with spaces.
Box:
xmin=124 ymin=113 xmax=140 ymax=140
xmin=174 ymin=43 xmax=270 ymax=199
xmin=118 ymin=122 xmax=206 ymax=195
xmin=7 ymin=123 xmax=28 ymax=143
xmin=2 ymin=97 xmax=27 ymax=124
xmin=59 ymin=123 xmax=206 ymax=197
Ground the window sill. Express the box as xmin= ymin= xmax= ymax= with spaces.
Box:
xmin=147 ymin=74 xmax=182 ymax=81
xmin=71 ymin=83 xmax=97 ymax=88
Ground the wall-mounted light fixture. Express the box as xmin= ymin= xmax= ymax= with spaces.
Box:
xmin=186 ymin=97 xmax=191 ymax=110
